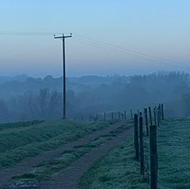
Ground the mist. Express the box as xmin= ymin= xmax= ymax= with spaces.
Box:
xmin=0 ymin=71 xmax=189 ymax=123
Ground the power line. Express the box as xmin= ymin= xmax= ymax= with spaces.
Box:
xmin=73 ymin=33 xmax=190 ymax=70
xmin=72 ymin=35 xmax=190 ymax=70
xmin=72 ymin=38 xmax=128 ymax=55
xmin=0 ymin=31 xmax=62 ymax=36
xmin=0 ymin=31 xmax=189 ymax=70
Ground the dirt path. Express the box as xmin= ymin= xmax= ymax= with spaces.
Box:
xmin=0 ymin=121 xmax=130 ymax=188
xmin=38 ymin=124 xmax=133 ymax=189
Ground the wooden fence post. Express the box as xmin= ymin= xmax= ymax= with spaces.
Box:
xmin=124 ymin=110 xmax=127 ymax=120
xmin=149 ymin=107 xmax=153 ymax=126
xmin=161 ymin=104 xmax=164 ymax=120
xmin=118 ymin=111 xmax=121 ymax=120
xmin=137 ymin=110 xmax=140 ymax=117
xmin=154 ymin=107 xmax=157 ymax=125
xmin=130 ymin=109 xmax=133 ymax=119
xmin=139 ymin=114 xmax=145 ymax=175
xmin=157 ymin=106 xmax=160 ymax=126
xmin=150 ymin=125 xmax=158 ymax=189
xmin=134 ymin=114 xmax=139 ymax=160
xmin=159 ymin=104 xmax=161 ymax=123
xmin=144 ymin=108 xmax=149 ymax=136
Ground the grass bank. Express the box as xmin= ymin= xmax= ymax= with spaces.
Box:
xmin=79 ymin=118 xmax=190 ymax=189
xmin=8 ymin=123 xmax=132 ymax=189
xmin=79 ymin=135 xmax=149 ymax=189
xmin=0 ymin=119 xmax=116 ymax=170
xmin=157 ymin=118 xmax=190 ymax=188
xmin=11 ymin=124 xmax=131 ymax=183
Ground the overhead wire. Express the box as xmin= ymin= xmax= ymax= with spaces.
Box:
xmin=0 ymin=31 xmax=62 ymax=36
xmin=72 ymin=37 xmax=130 ymax=56
xmin=72 ymin=37 xmax=167 ymax=68
xmin=73 ymin=33 xmax=190 ymax=70
xmin=0 ymin=31 xmax=189 ymax=70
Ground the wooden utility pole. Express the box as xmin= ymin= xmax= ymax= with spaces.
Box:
xmin=54 ymin=33 xmax=72 ymax=119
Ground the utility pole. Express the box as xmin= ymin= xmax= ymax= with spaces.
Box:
xmin=54 ymin=33 xmax=72 ymax=119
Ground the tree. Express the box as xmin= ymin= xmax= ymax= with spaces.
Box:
xmin=0 ymin=99 xmax=9 ymax=122
xmin=37 ymin=88 xmax=50 ymax=119
xmin=48 ymin=90 xmax=62 ymax=118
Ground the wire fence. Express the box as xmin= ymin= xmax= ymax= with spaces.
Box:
xmin=134 ymin=103 xmax=164 ymax=189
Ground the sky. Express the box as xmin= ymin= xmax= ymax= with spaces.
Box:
xmin=0 ymin=0 xmax=190 ymax=77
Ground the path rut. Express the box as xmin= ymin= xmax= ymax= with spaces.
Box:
xmin=0 ymin=121 xmax=130 ymax=188
xmin=39 ymin=124 xmax=133 ymax=189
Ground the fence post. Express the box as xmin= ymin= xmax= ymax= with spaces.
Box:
xmin=139 ymin=114 xmax=145 ymax=175
xmin=124 ymin=110 xmax=127 ymax=120
xmin=161 ymin=104 xmax=164 ymax=120
xmin=130 ymin=109 xmax=133 ymax=119
xmin=137 ymin=110 xmax=140 ymax=117
xmin=134 ymin=114 xmax=139 ymax=160
xmin=149 ymin=107 xmax=153 ymax=126
xmin=144 ymin=108 xmax=149 ymax=136
xmin=157 ymin=106 xmax=160 ymax=126
xmin=150 ymin=125 xmax=158 ymax=189
xmin=118 ymin=111 xmax=121 ymax=120
xmin=159 ymin=104 xmax=161 ymax=123
xmin=154 ymin=107 xmax=157 ymax=125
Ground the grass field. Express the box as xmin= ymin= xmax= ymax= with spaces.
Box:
xmin=0 ymin=119 xmax=116 ymax=170
xmin=79 ymin=118 xmax=190 ymax=189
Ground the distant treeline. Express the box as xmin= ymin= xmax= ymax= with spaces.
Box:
xmin=0 ymin=72 xmax=190 ymax=123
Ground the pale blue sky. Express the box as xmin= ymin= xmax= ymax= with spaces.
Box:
xmin=0 ymin=0 xmax=190 ymax=77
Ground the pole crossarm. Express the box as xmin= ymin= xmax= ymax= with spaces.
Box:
xmin=54 ymin=33 xmax=72 ymax=39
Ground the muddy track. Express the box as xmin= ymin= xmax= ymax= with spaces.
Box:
xmin=39 ymin=124 xmax=133 ymax=189
xmin=0 ymin=121 xmax=131 ymax=188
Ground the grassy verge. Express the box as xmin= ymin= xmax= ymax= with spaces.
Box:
xmin=0 ymin=119 xmax=117 ymax=170
xmin=157 ymin=118 xmax=190 ymax=188
xmin=79 ymin=118 xmax=190 ymax=189
xmin=79 ymin=135 xmax=149 ymax=189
